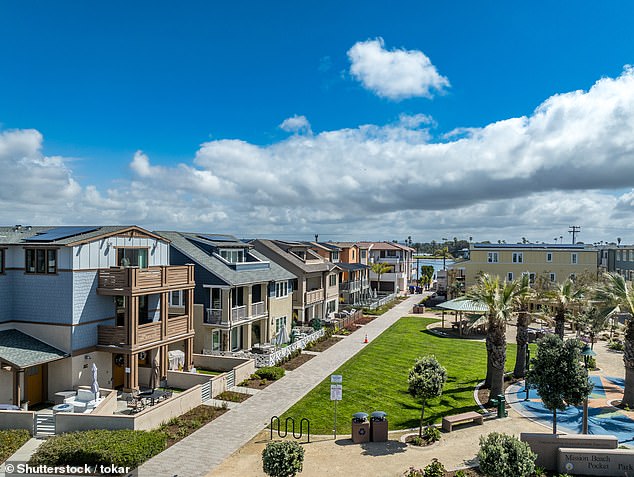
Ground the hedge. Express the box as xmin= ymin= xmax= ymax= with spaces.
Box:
xmin=0 ymin=429 xmax=30 ymax=463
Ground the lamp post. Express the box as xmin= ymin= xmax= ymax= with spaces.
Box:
xmin=580 ymin=344 xmax=596 ymax=434
xmin=524 ymin=344 xmax=531 ymax=401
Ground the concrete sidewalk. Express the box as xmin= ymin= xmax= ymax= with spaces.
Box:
xmin=138 ymin=294 xmax=423 ymax=477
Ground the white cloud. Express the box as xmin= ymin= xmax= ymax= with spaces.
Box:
xmin=5 ymin=68 xmax=634 ymax=243
xmin=279 ymin=115 xmax=312 ymax=135
xmin=348 ymin=38 xmax=449 ymax=100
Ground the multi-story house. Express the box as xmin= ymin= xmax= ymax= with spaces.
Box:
xmin=326 ymin=242 xmax=371 ymax=305
xmin=598 ymin=245 xmax=634 ymax=280
xmin=456 ymin=243 xmax=598 ymax=289
xmin=155 ymin=232 xmax=295 ymax=354
xmin=252 ymin=240 xmax=339 ymax=324
xmin=0 ymin=225 xmax=195 ymax=405
xmin=359 ymin=241 xmax=415 ymax=294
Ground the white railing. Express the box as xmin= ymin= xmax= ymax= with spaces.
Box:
xmin=251 ymin=301 xmax=266 ymax=317
xmin=364 ymin=292 xmax=397 ymax=310
xmin=202 ymin=328 xmax=326 ymax=368
xmin=231 ymin=305 xmax=247 ymax=321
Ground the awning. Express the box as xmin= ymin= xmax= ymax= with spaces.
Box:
xmin=437 ymin=298 xmax=488 ymax=313
xmin=0 ymin=330 xmax=68 ymax=370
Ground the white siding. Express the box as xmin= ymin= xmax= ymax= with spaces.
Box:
xmin=71 ymin=236 xmax=170 ymax=270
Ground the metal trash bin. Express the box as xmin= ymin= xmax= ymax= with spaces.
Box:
xmin=351 ymin=412 xmax=370 ymax=443
xmin=490 ymin=394 xmax=507 ymax=418
xmin=370 ymin=411 xmax=388 ymax=442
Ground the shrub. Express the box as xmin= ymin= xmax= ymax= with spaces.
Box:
xmin=422 ymin=426 xmax=441 ymax=443
xmin=455 ymin=470 xmax=467 ymax=477
xmin=29 ymin=429 xmax=166 ymax=469
xmin=262 ymin=441 xmax=304 ymax=477
xmin=255 ymin=366 xmax=286 ymax=381
xmin=408 ymin=436 xmax=425 ymax=446
xmin=477 ymin=432 xmax=536 ymax=477
xmin=0 ymin=429 xmax=30 ymax=463
xmin=403 ymin=467 xmax=424 ymax=477
xmin=423 ymin=459 xmax=445 ymax=477
xmin=608 ymin=339 xmax=624 ymax=351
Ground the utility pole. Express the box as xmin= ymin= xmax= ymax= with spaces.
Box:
xmin=568 ymin=226 xmax=581 ymax=244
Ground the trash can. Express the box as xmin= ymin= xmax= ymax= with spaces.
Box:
xmin=491 ymin=394 xmax=507 ymax=418
xmin=351 ymin=412 xmax=370 ymax=443
xmin=370 ymin=411 xmax=388 ymax=442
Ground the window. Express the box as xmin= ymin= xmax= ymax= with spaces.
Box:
xmin=331 ymin=251 xmax=339 ymax=262
xmin=512 ymin=252 xmax=523 ymax=263
xmin=487 ymin=252 xmax=499 ymax=263
xmin=507 ymin=272 xmax=513 ymax=281
xmin=521 ymin=271 xmax=536 ymax=284
xmin=219 ymin=248 xmax=245 ymax=263
xmin=169 ymin=290 xmax=184 ymax=307
xmin=275 ymin=281 xmax=289 ymax=298
xmin=546 ymin=252 xmax=553 ymax=262
xmin=361 ymin=250 xmax=366 ymax=259
xmin=329 ymin=274 xmax=337 ymax=287
xmin=549 ymin=272 xmax=556 ymax=282
xmin=211 ymin=330 xmax=220 ymax=351
xmin=117 ymin=248 xmax=148 ymax=268
xmin=386 ymin=250 xmax=397 ymax=257
xmin=618 ymin=250 xmax=622 ymax=261
xmin=325 ymin=299 xmax=336 ymax=316
xmin=630 ymin=250 xmax=634 ymax=262
xmin=25 ymin=248 xmax=57 ymax=274
xmin=571 ymin=253 xmax=578 ymax=264
xmin=0 ymin=249 xmax=5 ymax=274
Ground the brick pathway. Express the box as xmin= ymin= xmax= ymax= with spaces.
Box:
xmin=137 ymin=294 xmax=423 ymax=477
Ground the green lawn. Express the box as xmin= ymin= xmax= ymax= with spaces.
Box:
xmin=281 ymin=317 xmax=523 ymax=434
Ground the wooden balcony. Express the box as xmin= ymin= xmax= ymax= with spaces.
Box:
xmin=97 ymin=325 xmax=127 ymax=346
xmin=305 ymin=289 xmax=324 ymax=305
xmin=167 ymin=315 xmax=189 ymax=337
xmin=97 ymin=265 xmax=194 ymax=296
xmin=98 ymin=316 xmax=192 ymax=350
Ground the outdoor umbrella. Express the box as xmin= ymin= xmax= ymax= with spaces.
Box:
xmin=275 ymin=325 xmax=289 ymax=347
xmin=90 ymin=363 xmax=100 ymax=398
xmin=149 ymin=354 xmax=160 ymax=390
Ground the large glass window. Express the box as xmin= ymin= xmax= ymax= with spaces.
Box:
xmin=219 ymin=248 xmax=245 ymax=263
xmin=117 ymin=248 xmax=148 ymax=268
xmin=275 ymin=281 xmax=289 ymax=298
xmin=212 ymin=330 xmax=220 ymax=351
xmin=25 ymin=248 xmax=56 ymax=274
xmin=487 ymin=252 xmax=498 ymax=263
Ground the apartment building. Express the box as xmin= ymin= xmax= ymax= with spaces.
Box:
xmin=457 ymin=243 xmax=598 ymax=289
xmin=359 ymin=241 xmax=415 ymax=293
xmin=156 ymin=232 xmax=295 ymax=354
xmin=252 ymin=240 xmax=339 ymax=324
xmin=326 ymin=242 xmax=371 ymax=305
xmin=0 ymin=225 xmax=195 ymax=404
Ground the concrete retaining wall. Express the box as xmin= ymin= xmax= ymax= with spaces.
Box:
xmin=193 ymin=354 xmax=252 ymax=372
xmin=166 ymin=370 xmax=212 ymax=389
xmin=55 ymin=413 xmax=134 ymax=433
xmin=0 ymin=410 xmax=34 ymax=434
xmin=134 ymin=385 xmax=202 ymax=430
xmin=92 ymin=389 xmax=118 ymax=415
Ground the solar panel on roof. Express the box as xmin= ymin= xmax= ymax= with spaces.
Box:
xmin=199 ymin=234 xmax=238 ymax=243
xmin=24 ymin=226 xmax=99 ymax=242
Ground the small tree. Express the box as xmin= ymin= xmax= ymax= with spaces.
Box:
xmin=371 ymin=262 xmax=392 ymax=293
xmin=478 ymin=432 xmax=536 ymax=477
xmin=407 ymin=356 xmax=447 ymax=438
xmin=262 ymin=441 xmax=304 ymax=477
xmin=526 ymin=334 xmax=593 ymax=434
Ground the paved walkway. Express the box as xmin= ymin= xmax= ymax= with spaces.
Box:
xmin=138 ymin=294 xmax=423 ymax=477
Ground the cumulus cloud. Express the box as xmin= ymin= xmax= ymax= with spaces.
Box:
xmin=279 ymin=115 xmax=312 ymax=135
xmin=348 ymin=38 xmax=450 ymax=100
xmin=4 ymin=68 xmax=634 ymax=243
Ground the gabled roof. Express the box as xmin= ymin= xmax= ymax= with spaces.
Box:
xmin=252 ymin=239 xmax=335 ymax=273
xmin=0 ymin=330 xmax=68 ymax=370
xmin=0 ymin=225 xmax=166 ymax=246
xmin=156 ymin=231 xmax=296 ymax=286
xmin=336 ymin=262 xmax=369 ymax=271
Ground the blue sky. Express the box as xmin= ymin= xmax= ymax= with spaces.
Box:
xmin=2 ymin=2 xmax=634 ymax=243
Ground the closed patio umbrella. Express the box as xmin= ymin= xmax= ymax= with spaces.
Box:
xmin=90 ymin=363 xmax=100 ymax=398
xmin=149 ymin=354 xmax=160 ymax=390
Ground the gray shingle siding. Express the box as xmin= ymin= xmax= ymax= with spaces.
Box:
xmin=72 ymin=271 xmax=113 ymax=326
xmin=11 ymin=272 xmax=73 ymax=325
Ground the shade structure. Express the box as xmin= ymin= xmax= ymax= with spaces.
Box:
xmin=437 ymin=298 xmax=488 ymax=313
xmin=90 ymin=363 xmax=100 ymax=397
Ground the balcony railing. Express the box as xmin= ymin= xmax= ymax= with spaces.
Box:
xmin=97 ymin=265 xmax=194 ymax=294
xmin=167 ymin=315 xmax=189 ymax=337
xmin=137 ymin=322 xmax=161 ymax=345
xmin=340 ymin=280 xmax=361 ymax=292
xmin=251 ymin=301 xmax=266 ymax=317
xmin=205 ymin=308 xmax=223 ymax=325
xmin=97 ymin=326 xmax=127 ymax=346
xmin=305 ymin=289 xmax=324 ymax=304
xmin=231 ymin=305 xmax=247 ymax=322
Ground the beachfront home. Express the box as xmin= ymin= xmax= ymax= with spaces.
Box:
xmin=0 ymin=225 xmax=195 ymax=405
xmin=252 ymin=240 xmax=339 ymax=324
xmin=359 ymin=241 xmax=415 ymax=294
xmin=155 ymin=232 xmax=295 ymax=354
xmin=456 ymin=243 xmax=598 ymax=289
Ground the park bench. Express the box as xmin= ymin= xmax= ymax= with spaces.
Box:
xmin=441 ymin=411 xmax=484 ymax=432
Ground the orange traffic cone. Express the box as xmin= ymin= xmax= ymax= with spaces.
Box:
xmin=364 ymin=334 xmax=368 ymax=344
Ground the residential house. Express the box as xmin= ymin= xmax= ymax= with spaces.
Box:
xmin=598 ymin=245 xmax=634 ymax=280
xmin=0 ymin=225 xmax=195 ymax=404
xmin=359 ymin=241 xmax=415 ymax=293
xmin=325 ymin=242 xmax=371 ymax=305
xmin=155 ymin=232 xmax=295 ymax=354
xmin=456 ymin=243 xmax=598 ymax=289
xmin=252 ymin=240 xmax=339 ymax=324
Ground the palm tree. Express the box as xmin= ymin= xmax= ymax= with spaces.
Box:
xmin=593 ymin=272 xmax=634 ymax=407
xmin=513 ymin=274 xmax=534 ymax=378
xmin=370 ymin=262 xmax=392 ymax=295
xmin=546 ymin=279 xmax=585 ymax=339
xmin=463 ymin=274 xmax=520 ymax=401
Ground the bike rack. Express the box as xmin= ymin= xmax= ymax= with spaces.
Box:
xmin=270 ymin=416 xmax=310 ymax=443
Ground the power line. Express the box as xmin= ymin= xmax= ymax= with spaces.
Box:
xmin=568 ymin=225 xmax=581 ymax=244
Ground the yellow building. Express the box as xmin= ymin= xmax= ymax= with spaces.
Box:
xmin=455 ymin=243 xmax=598 ymax=289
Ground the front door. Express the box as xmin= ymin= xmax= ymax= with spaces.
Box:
xmin=113 ymin=355 xmax=125 ymax=389
xmin=25 ymin=365 xmax=43 ymax=405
